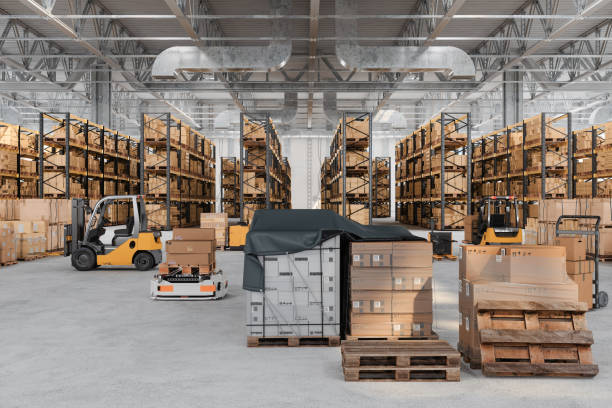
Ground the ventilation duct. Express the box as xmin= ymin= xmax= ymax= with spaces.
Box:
xmin=152 ymin=0 xmax=292 ymax=79
xmin=258 ymin=92 xmax=298 ymax=124
xmin=335 ymin=0 xmax=476 ymax=80
xmin=323 ymin=92 xmax=341 ymax=124
xmin=590 ymin=104 xmax=612 ymax=124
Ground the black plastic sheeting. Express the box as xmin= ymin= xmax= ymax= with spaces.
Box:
xmin=242 ymin=209 xmax=424 ymax=292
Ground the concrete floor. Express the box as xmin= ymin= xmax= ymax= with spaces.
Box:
xmin=1 ymin=247 xmax=611 ymax=408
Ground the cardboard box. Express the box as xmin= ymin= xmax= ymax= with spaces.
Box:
xmin=463 ymin=214 xmax=478 ymax=243
xmin=349 ymin=313 xmax=433 ymax=337
xmin=569 ymin=270 xmax=593 ymax=309
xmin=566 ymin=260 xmax=593 ymax=275
xmin=31 ymin=220 xmax=48 ymax=234
xmin=554 ymin=237 xmax=587 ymax=261
xmin=172 ymin=228 xmax=215 ymax=241
xmin=459 ymin=245 xmax=504 ymax=281
xmin=166 ymin=240 xmax=215 ymax=254
xmin=392 ymin=241 xmax=432 ymax=268
xmin=17 ymin=232 xmax=46 ymax=258
xmin=351 ymin=290 xmax=392 ymax=313
xmin=8 ymin=221 xmax=33 ymax=234
xmin=166 ymin=252 xmax=214 ymax=266
xmin=350 ymin=267 xmax=392 ymax=290
xmin=351 ymin=242 xmax=392 ymax=267
xmin=505 ymin=246 xmax=567 ymax=284
xmin=392 ymin=268 xmax=432 ymax=291
xmin=392 ymin=290 xmax=433 ymax=314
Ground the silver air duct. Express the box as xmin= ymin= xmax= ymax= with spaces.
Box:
xmin=152 ymin=0 xmax=292 ymax=78
xmin=335 ymin=0 xmax=476 ymax=80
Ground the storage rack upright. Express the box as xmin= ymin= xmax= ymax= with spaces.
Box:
xmin=239 ymin=112 xmax=291 ymax=223
xmin=221 ymin=156 xmax=240 ymax=218
xmin=573 ymin=122 xmax=612 ymax=198
xmin=141 ymin=113 xmax=216 ymax=230
xmin=372 ymin=156 xmax=390 ymax=218
xmin=39 ymin=113 xmax=141 ymax=224
xmin=327 ymin=112 xmax=372 ymax=224
xmin=320 ymin=157 xmax=331 ymax=210
xmin=0 ymin=121 xmax=38 ymax=198
xmin=396 ymin=112 xmax=471 ymax=230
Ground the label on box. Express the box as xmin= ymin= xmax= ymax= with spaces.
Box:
xmin=465 ymin=316 xmax=470 ymax=331
xmin=465 ymin=283 xmax=470 ymax=296
xmin=352 ymin=301 xmax=360 ymax=308
xmin=373 ymin=254 xmax=381 ymax=262
xmin=395 ymin=277 xmax=403 ymax=285
xmin=496 ymin=255 xmax=502 ymax=263
xmin=373 ymin=301 xmax=381 ymax=308
xmin=414 ymin=277 xmax=422 ymax=285
xmin=459 ymin=247 xmax=463 ymax=260
xmin=412 ymin=323 xmax=423 ymax=332
xmin=353 ymin=254 xmax=361 ymax=262
xmin=393 ymin=324 xmax=401 ymax=331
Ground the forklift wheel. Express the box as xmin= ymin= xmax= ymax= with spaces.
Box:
xmin=71 ymin=247 xmax=97 ymax=271
xmin=597 ymin=291 xmax=608 ymax=308
xmin=133 ymin=252 xmax=155 ymax=271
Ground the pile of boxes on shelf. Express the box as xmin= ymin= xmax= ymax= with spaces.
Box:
xmin=458 ymin=243 xmax=598 ymax=377
xmin=0 ymin=199 xmax=70 ymax=263
xmin=0 ymin=122 xmax=38 ymax=197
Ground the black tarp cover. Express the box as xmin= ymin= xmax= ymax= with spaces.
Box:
xmin=242 ymin=209 xmax=424 ymax=291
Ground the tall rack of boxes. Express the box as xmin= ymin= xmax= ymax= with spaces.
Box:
xmin=327 ymin=112 xmax=372 ymax=225
xmin=239 ymin=113 xmax=291 ymax=223
xmin=221 ymin=157 xmax=240 ymax=218
xmin=39 ymin=113 xmax=141 ymax=225
xmin=0 ymin=122 xmax=38 ymax=198
xmin=573 ymin=122 xmax=612 ymax=197
xmin=320 ymin=157 xmax=331 ymax=210
xmin=373 ymin=157 xmax=391 ymax=218
xmin=396 ymin=113 xmax=471 ymax=229
xmin=141 ymin=113 xmax=216 ymax=230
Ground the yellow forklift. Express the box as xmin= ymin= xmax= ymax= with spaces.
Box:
xmin=64 ymin=195 xmax=162 ymax=271
xmin=473 ymin=196 xmax=523 ymax=245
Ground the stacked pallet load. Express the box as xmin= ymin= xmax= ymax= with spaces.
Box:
xmin=0 ymin=122 xmax=38 ymax=198
xmin=342 ymin=240 xmax=461 ymax=382
xmin=200 ymin=212 xmax=228 ymax=248
xmin=163 ymin=227 xmax=216 ymax=274
xmin=348 ymin=241 xmax=435 ymax=339
xmin=320 ymin=157 xmax=331 ymax=210
xmin=143 ymin=113 xmax=216 ymax=229
xmin=246 ymin=235 xmax=340 ymax=347
xmin=395 ymin=113 xmax=469 ymax=229
xmin=372 ymin=157 xmax=391 ymax=218
xmin=325 ymin=113 xmax=372 ymax=224
xmin=0 ymin=199 xmax=70 ymax=262
xmin=458 ymin=244 xmax=598 ymax=377
xmin=240 ymin=114 xmax=291 ymax=224
xmin=41 ymin=114 xmax=140 ymax=200
xmin=574 ymin=122 xmax=612 ymax=197
xmin=221 ymin=157 xmax=240 ymax=218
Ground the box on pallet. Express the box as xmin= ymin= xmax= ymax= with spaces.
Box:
xmin=349 ymin=241 xmax=433 ymax=337
xmin=166 ymin=227 xmax=216 ymax=267
xmin=246 ymin=235 xmax=341 ymax=338
xmin=200 ymin=212 xmax=228 ymax=247
xmin=17 ymin=232 xmax=46 ymax=259
xmin=0 ymin=221 xmax=17 ymax=263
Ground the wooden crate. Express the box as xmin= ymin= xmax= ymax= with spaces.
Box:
xmin=477 ymin=300 xmax=598 ymax=377
xmin=341 ymin=340 xmax=460 ymax=382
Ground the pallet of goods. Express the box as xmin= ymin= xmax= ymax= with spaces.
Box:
xmin=245 ymin=235 xmax=340 ymax=347
xmin=341 ymin=340 xmax=460 ymax=382
xmin=457 ymin=243 xmax=598 ymax=377
xmin=221 ymin=157 xmax=240 ymax=218
xmin=200 ymin=212 xmax=228 ymax=249
xmin=165 ymin=228 xmax=216 ymax=273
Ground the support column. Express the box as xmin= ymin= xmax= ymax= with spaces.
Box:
xmin=92 ymin=63 xmax=112 ymax=127
xmin=503 ymin=68 xmax=523 ymax=126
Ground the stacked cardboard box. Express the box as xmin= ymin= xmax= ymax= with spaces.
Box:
xmin=349 ymin=241 xmax=433 ymax=337
xmin=199 ymin=213 xmax=228 ymax=247
xmin=165 ymin=228 xmax=216 ymax=270
xmin=246 ymin=236 xmax=340 ymax=338
xmin=458 ymin=244 xmax=578 ymax=362
xmin=0 ymin=221 xmax=17 ymax=264
xmin=554 ymin=236 xmax=592 ymax=308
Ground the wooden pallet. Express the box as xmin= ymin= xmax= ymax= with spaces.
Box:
xmin=433 ymin=254 xmax=457 ymax=261
xmin=0 ymin=260 xmax=18 ymax=266
xmin=345 ymin=331 xmax=439 ymax=342
xmin=457 ymin=342 xmax=481 ymax=369
xmin=247 ymin=336 xmax=340 ymax=347
xmin=159 ymin=263 xmax=215 ymax=275
xmin=341 ymin=340 xmax=460 ymax=382
xmin=19 ymin=253 xmax=46 ymax=261
xmin=477 ymin=300 xmax=598 ymax=377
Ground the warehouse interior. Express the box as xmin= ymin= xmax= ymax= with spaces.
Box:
xmin=1 ymin=0 xmax=612 ymax=406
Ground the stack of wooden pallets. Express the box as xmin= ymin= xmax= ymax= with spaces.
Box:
xmin=475 ymin=300 xmax=598 ymax=377
xmin=341 ymin=340 xmax=460 ymax=382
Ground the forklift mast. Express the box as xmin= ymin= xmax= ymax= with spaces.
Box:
xmin=64 ymin=198 xmax=89 ymax=257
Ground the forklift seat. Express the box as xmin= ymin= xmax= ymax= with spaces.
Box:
xmin=112 ymin=216 xmax=134 ymax=246
xmin=490 ymin=214 xmax=506 ymax=228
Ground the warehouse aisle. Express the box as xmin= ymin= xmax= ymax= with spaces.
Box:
xmin=1 ymin=251 xmax=610 ymax=408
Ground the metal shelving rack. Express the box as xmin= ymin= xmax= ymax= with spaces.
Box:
xmin=221 ymin=156 xmax=240 ymax=218
xmin=573 ymin=123 xmax=610 ymax=198
xmin=141 ymin=113 xmax=215 ymax=230
xmin=239 ymin=112 xmax=290 ymax=223
xmin=327 ymin=112 xmax=372 ymax=224
xmin=373 ymin=156 xmax=390 ymax=218
xmin=320 ymin=157 xmax=331 ymax=210
xmin=39 ymin=112 xmax=141 ymax=201
xmin=0 ymin=121 xmax=38 ymax=198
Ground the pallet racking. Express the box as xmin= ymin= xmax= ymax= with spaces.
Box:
xmin=221 ymin=157 xmax=240 ymax=218
xmin=396 ymin=113 xmax=471 ymax=230
xmin=326 ymin=112 xmax=372 ymax=225
xmin=141 ymin=113 xmax=215 ymax=230
xmin=320 ymin=157 xmax=331 ymax=210
xmin=372 ymin=157 xmax=390 ymax=218
xmin=239 ymin=112 xmax=291 ymax=223
xmin=0 ymin=121 xmax=38 ymax=198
